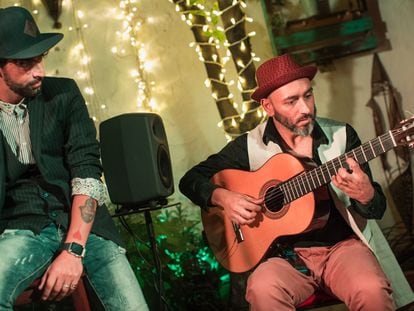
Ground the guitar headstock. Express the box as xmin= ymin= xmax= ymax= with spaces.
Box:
xmin=393 ymin=116 xmax=414 ymax=149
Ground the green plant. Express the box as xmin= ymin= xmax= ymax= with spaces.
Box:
xmin=112 ymin=202 xmax=230 ymax=310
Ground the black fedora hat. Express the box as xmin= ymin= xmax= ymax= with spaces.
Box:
xmin=251 ymin=54 xmax=317 ymax=102
xmin=0 ymin=6 xmax=63 ymax=60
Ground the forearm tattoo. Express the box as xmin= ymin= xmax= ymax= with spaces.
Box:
xmin=80 ymin=197 xmax=97 ymax=223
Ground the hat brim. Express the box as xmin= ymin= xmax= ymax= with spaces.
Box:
xmin=1 ymin=33 xmax=63 ymax=59
xmin=251 ymin=65 xmax=317 ymax=102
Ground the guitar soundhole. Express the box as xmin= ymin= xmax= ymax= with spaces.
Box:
xmin=264 ymin=186 xmax=285 ymax=213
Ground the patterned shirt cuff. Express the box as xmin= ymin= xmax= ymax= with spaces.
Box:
xmin=72 ymin=178 xmax=107 ymax=206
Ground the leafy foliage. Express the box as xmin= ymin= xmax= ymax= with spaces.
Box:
xmin=113 ymin=202 xmax=230 ymax=310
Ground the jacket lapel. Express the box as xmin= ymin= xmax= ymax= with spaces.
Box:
xmin=0 ymin=131 xmax=5 ymax=208
xmin=27 ymin=95 xmax=44 ymax=164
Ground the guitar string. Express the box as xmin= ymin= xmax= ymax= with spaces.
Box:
xmin=259 ymin=130 xmax=397 ymax=209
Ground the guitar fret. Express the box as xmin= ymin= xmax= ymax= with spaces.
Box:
xmin=283 ymin=183 xmax=293 ymax=203
xmin=388 ymin=130 xmax=397 ymax=147
xmin=363 ymin=141 xmax=375 ymax=161
xmin=302 ymin=174 xmax=309 ymax=194
xmin=280 ymin=185 xmax=287 ymax=205
xmin=297 ymin=175 xmax=302 ymax=195
xmin=299 ymin=174 xmax=306 ymax=196
xmin=279 ymin=184 xmax=286 ymax=204
xmin=293 ymin=179 xmax=300 ymax=199
xmin=319 ymin=166 xmax=327 ymax=184
xmin=361 ymin=147 xmax=368 ymax=162
xmin=335 ymin=158 xmax=340 ymax=172
xmin=368 ymin=140 xmax=376 ymax=158
xmin=378 ymin=136 xmax=386 ymax=152
xmin=314 ymin=170 xmax=322 ymax=187
xmin=352 ymin=149 xmax=358 ymax=163
xmin=384 ymin=133 xmax=396 ymax=150
xmin=373 ymin=138 xmax=384 ymax=155
xmin=331 ymin=158 xmax=339 ymax=175
xmin=287 ymin=180 xmax=295 ymax=201
xmin=342 ymin=155 xmax=347 ymax=167
xmin=279 ymin=183 xmax=286 ymax=203
xmin=292 ymin=180 xmax=298 ymax=200
xmin=324 ymin=164 xmax=331 ymax=182
xmin=325 ymin=161 xmax=333 ymax=180
xmin=384 ymin=133 xmax=396 ymax=151
xmin=321 ymin=167 xmax=329 ymax=184
xmin=310 ymin=171 xmax=317 ymax=189
xmin=306 ymin=174 xmax=312 ymax=191
xmin=339 ymin=155 xmax=347 ymax=169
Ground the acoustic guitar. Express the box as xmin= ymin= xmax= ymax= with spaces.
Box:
xmin=202 ymin=117 xmax=414 ymax=273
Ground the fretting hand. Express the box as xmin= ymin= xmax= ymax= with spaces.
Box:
xmin=331 ymin=158 xmax=374 ymax=205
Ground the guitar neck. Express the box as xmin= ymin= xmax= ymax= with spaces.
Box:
xmin=281 ymin=130 xmax=397 ymax=203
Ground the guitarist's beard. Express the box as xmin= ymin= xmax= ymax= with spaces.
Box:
xmin=273 ymin=111 xmax=316 ymax=137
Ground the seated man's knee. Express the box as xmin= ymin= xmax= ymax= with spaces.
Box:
xmin=246 ymin=259 xmax=289 ymax=301
xmin=348 ymin=277 xmax=394 ymax=308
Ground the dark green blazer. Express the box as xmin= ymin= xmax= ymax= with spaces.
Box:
xmin=0 ymin=77 xmax=122 ymax=246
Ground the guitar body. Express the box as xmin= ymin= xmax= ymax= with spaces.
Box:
xmin=202 ymin=153 xmax=320 ymax=273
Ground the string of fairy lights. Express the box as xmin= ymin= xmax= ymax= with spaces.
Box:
xmin=69 ymin=0 xmax=103 ymax=121
xmin=15 ymin=0 xmax=264 ymax=136
xmin=111 ymin=0 xmax=157 ymax=112
xmin=20 ymin=0 xmax=104 ymax=122
xmin=14 ymin=0 xmax=156 ymax=123
xmin=171 ymin=0 xmax=265 ymax=138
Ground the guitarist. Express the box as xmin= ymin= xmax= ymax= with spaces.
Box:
xmin=180 ymin=54 xmax=414 ymax=310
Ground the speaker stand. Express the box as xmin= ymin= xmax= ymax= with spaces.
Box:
xmin=144 ymin=209 xmax=165 ymax=310
xmin=113 ymin=201 xmax=180 ymax=311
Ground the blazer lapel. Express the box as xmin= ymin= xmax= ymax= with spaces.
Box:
xmin=0 ymin=131 xmax=5 ymax=208
xmin=27 ymin=95 xmax=44 ymax=163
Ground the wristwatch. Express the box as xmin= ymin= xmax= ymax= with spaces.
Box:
xmin=62 ymin=242 xmax=86 ymax=258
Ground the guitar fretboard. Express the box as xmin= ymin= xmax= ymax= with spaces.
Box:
xmin=278 ymin=130 xmax=396 ymax=204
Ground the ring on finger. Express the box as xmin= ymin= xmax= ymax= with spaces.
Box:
xmin=63 ymin=284 xmax=70 ymax=289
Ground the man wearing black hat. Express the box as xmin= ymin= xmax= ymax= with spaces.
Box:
xmin=180 ymin=54 xmax=414 ymax=310
xmin=0 ymin=6 xmax=147 ymax=310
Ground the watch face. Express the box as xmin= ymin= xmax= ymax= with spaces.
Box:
xmin=70 ymin=242 xmax=84 ymax=255
xmin=65 ymin=242 xmax=85 ymax=257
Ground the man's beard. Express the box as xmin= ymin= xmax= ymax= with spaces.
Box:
xmin=3 ymin=72 xmax=42 ymax=98
xmin=273 ymin=112 xmax=316 ymax=137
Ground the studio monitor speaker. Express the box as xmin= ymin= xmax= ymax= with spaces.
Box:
xmin=99 ymin=113 xmax=174 ymax=206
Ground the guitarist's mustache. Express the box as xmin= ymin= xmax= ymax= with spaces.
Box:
xmin=297 ymin=114 xmax=315 ymax=122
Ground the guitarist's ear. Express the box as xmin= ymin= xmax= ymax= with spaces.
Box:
xmin=261 ymin=98 xmax=275 ymax=117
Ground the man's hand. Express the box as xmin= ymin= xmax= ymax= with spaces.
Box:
xmin=211 ymin=187 xmax=262 ymax=225
xmin=331 ymin=158 xmax=374 ymax=205
xmin=38 ymin=251 xmax=83 ymax=301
